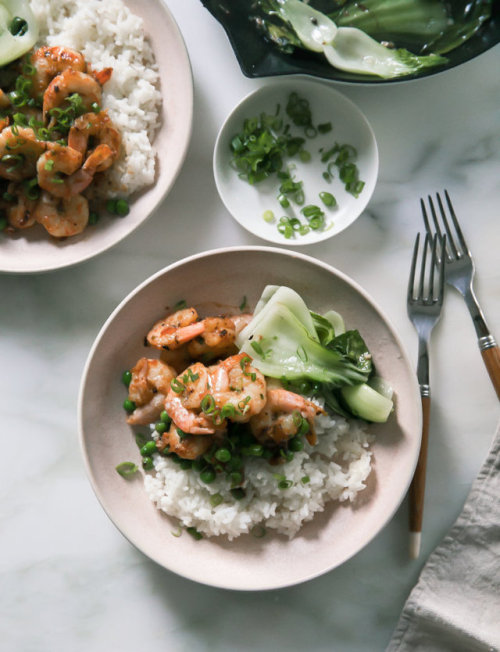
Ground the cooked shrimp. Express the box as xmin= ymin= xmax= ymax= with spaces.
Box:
xmin=147 ymin=308 xmax=204 ymax=351
xmin=31 ymin=46 xmax=87 ymax=98
xmin=68 ymin=111 xmax=121 ymax=166
xmin=165 ymin=362 xmax=216 ymax=435
xmin=157 ymin=423 xmax=214 ymax=460
xmin=36 ymin=145 xmax=83 ymax=198
xmin=6 ymin=186 xmax=37 ymax=229
xmin=250 ymin=388 xmax=326 ymax=445
xmin=0 ymin=116 xmax=9 ymax=131
xmin=43 ymin=69 xmax=102 ymax=122
xmin=126 ymin=358 xmax=177 ymax=425
xmin=210 ymin=353 xmax=267 ymax=422
xmin=33 ymin=191 xmax=89 ymax=238
xmin=57 ymin=144 xmax=115 ymax=196
xmin=186 ymin=314 xmax=253 ymax=360
xmin=0 ymin=127 xmax=48 ymax=181
xmin=186 ymin=317 xmax=237 ymax=360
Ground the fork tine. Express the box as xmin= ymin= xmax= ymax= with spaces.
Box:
xmin=420 ymin=198 xmax=431 ymax=234
xmin=433 ymin=233 xmax=446 ymax=304
xmin=407 ymin=232 xmax=420 ymax=303
xmin=428 ymin=234 xmax=436 ymax=298
xmin=418 ymin=233 xmax=430 ymax=300
xmin=436 ymin=193 xmax=459 ymax=260
xmin=444 ymin=189 xmax=470 ymax=256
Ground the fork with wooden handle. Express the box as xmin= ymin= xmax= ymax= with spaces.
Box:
xmin=407 ymin=232 xmax=446 ymax=559
xmin=421 ymin=191 xmax=500 ymax=400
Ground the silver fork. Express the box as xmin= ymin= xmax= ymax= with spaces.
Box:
xmin=421 ymin=190 xmax=500 ymax=400
xmin=406 ymin=232 xmax=446 ymax=559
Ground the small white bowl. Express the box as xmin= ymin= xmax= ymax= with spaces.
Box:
xmin=79 ymin=246 xmax=421 ymax=591
xmin=0 ymin=0 xmax=193 ymax=274
xmin=214 ymin=78 xmax=378 ymax=245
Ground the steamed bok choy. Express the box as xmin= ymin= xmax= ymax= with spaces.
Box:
xmin=236 ymin=285 xmax=393 ymax=422
xmin=255 ymin=0 xmax=450 ymax=78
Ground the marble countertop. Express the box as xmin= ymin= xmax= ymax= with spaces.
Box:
xmin=1 ymin=1 xmax=499 ymax=650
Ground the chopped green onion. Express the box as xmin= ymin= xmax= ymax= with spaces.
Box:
xmin=201 ymin=393 xmax=216 ymax=414
xmin=186 ymin=527 xmax=203 ymax=540
xmin=301 ymin=475 xmax=310 ymax=484
xmin=239 ymin=295 xmax=248 ymax=311
xmin=317 ymin=122 xmax=332 ymax=134
xmin=263 ymin=208 xmax=275 ymax=222
xmin=115 ymin=461 xmax=138 ymax=478
xmin=250 ymin=341 xmax=265 ymax=356
xmin=210 ymin=493 xmax=223 ymax=507
xmin=170 ymin=378 xmax=185 ymax=394
xmin=277 ymin=194 xmax=290 ymax=208
xmin=242 ymin=444 xmax=264 ymax=457
xmin=319 ymin=191 xmax=336 ymax=207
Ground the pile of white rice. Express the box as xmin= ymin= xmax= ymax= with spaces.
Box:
xmin=144 ymin=406 xmax=374 ymax=540
xmin=31 ymin=0 xmax=162 ymax=197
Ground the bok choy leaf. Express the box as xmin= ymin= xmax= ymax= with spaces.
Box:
xmin=239 ymin=302 xmax=369 ymax=385
xmin=254 ymin=0 xmax=450 ymax=78
xmin=238 ymin=285 xmax=394 ymax=422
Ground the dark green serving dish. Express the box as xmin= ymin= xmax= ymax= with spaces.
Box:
xmin=200 ymin=0 xmax=500 ymax=84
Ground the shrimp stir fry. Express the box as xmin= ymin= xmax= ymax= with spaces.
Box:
xmin=126 ymin=358 xmax=177 ymax=426
xmin=0 ymin=45 xmax=122 ymax=238
xmin=124 ymin=305 xmax=329 ymax=486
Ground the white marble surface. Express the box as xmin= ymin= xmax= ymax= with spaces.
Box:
xmin=1 ymin=1 xmax=499 ymax=650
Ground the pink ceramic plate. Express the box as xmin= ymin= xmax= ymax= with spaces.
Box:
xmin=78 ymin=247 xmax=421 ymax=590
xmin=0 ymin=0 xmax=193 ymax=274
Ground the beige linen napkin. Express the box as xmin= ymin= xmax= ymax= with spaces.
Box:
xmin=387 ymin=422 xmax=500 ymax=652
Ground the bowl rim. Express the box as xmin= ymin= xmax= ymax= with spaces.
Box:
xmin=77 ymin=245 xmax=422 ymax=590
xmin=213 ymin=77 xmax=379 ymax=245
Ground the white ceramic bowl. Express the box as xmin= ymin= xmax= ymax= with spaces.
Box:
xmin=214 ymin=78 xmax=378 ymax=245
xmin=78 ymin=247 xmax=421 ymax=591
xmin=0 ymin=0 xmax=193 ymax=274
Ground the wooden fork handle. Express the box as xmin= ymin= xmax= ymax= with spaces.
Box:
xmin=409 ymin=395 xmax=430 ymax=533
xmin=481 ymin=344 xmax=500 ymax=401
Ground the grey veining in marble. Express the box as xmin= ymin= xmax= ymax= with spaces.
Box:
xmin=1 ymin=1 xmax=499 ymax=651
